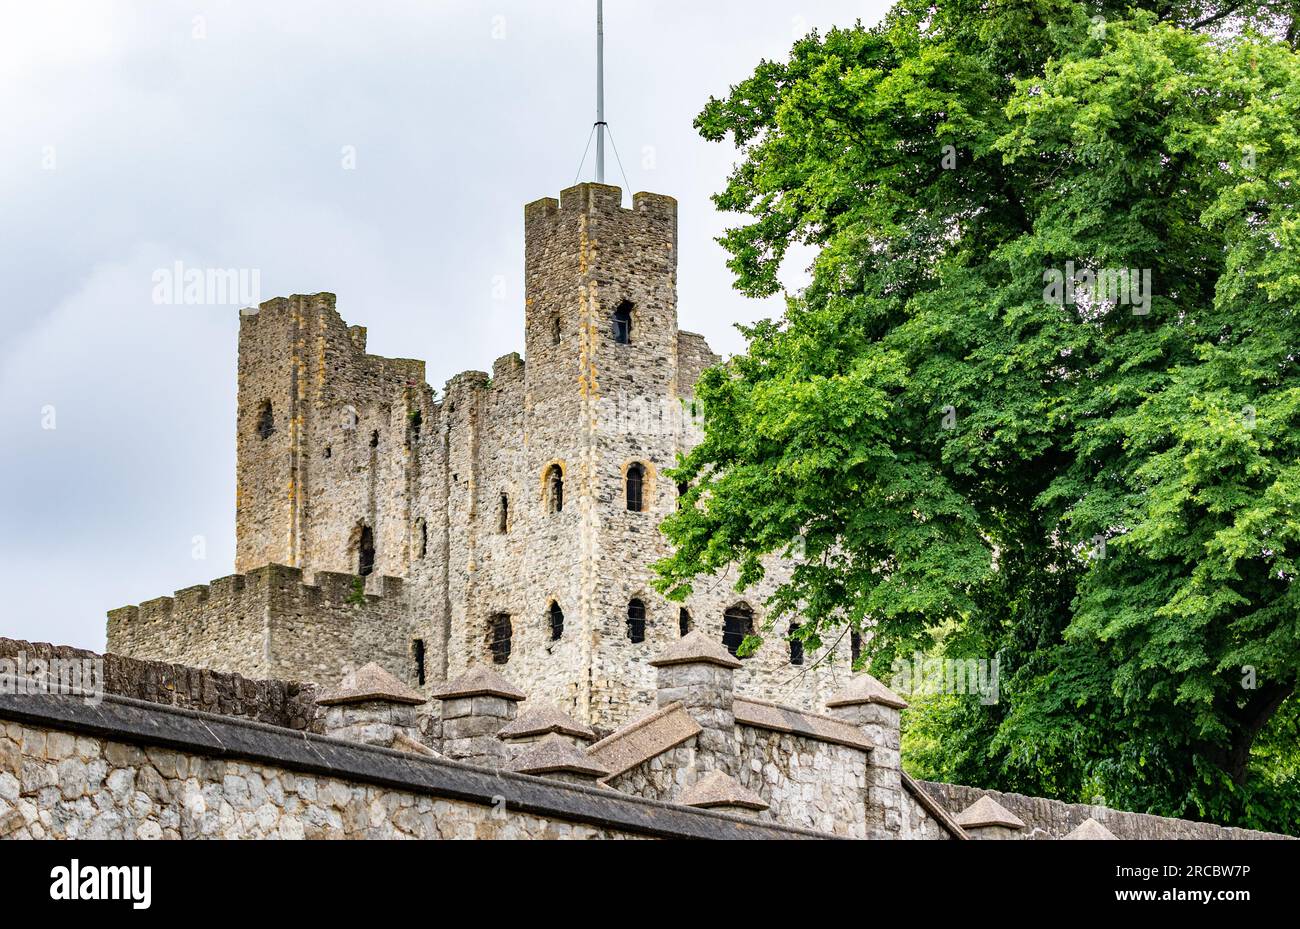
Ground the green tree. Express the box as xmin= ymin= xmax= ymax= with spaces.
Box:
xmin=656 ymin=1 xmax=1300 ymax=830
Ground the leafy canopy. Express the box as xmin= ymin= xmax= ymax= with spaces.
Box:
xmin=655 ymin=0 xmax=1300 ymax=831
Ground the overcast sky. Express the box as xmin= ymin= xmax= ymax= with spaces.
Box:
xmin=0 ymin=1 xmax=889 ymax=651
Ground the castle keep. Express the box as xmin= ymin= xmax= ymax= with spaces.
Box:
xmin=107 ymin=183 xmax=852 ymax=730
xmin=20 ymin=185 xmax=1284 ymax=841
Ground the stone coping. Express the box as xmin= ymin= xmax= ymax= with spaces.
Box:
xmin=901 ymin=772 xmax=969 ymax=840
xmin=431 ymin=667 xmax=527 ymax=702
xmin=1064 ymin=818 xmax=1117 ymax=840
xmin=315 ymin=663 xmax=425 ymax=707
xmin=509 ymin=734 xmax=610 ymax=778
xmin=0 ymin=685 xmax=831 ymax=841
xmin=588 ymin=702 xmax=703 ymax=780
xmin=955 ymin=795 xmax=1025 ymax=830
xmin=681 ymin=771 xmax=769 ymax=812
xmin=0 ymin=636 xmax=318 ymax=732
xmin=825 ymin=673 xmax=909 ymax=710
xmin=733 ymin=698 xmax=874 ymax=753
xmin=497 ymin=704 xmax=596 ymax=742
xmin=649 ymin=630 xmax=743 ymax=670
xmin=919 ymin=781 xmax=1295 ymax=841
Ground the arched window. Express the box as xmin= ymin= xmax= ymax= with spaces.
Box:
xmin=612 ymin=301 xmax=633 ymax=344
xmin=850 ymin=630 xmax=863 ymax=664
xmin=498 ymin=493 xmax=510 ymax=534
xmin=549 ymin=601 xmax=565 ymax=642
xmin=358 ymin=525 xmax=376 ymax=577
xmin=789 ymin=623 xmax=804 ymax=666
xmin=626 ymin=463 xmax=646 ymax=512
xmin=415 ymin=518 xmax=427 ymax=559
xmin=627 ymin=599 xmax=647 ymax=644
xmin=256 ymin=400 xmax=275 ymax=440
xmin=490 ymin=614 xmax=513 ymax=665
xmin=679 ymin=608 xmax=692 ymax=638
xmin=723 ymin=604 xmax=754 ymax=659
xmin=546 ymin=465 xmax=564 ymax=514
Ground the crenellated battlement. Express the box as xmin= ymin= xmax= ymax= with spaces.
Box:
xmin=108 ymin=565 xmax=411 ymax=687
xmin=525 ymin=183 xmax=677 ymax=229
xmin=491 ymin=352 xmax=525 ymax=386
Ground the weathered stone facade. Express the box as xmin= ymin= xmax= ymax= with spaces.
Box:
xmin=3 ymin=641 xmax=1289 ymax=840
xmin=107 ymin=565 xmax=411 ymax=686
xmin=0 ymin=637 xmax=319 ymax=732
xmin=0 ymin=700 xmax=818 ymax=841
xmin=107 ymin=183 xmax=852 ymax=730
xmin=921 ymin=782 xmax=1294 ymax=841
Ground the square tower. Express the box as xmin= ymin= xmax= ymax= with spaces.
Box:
xmin=507 ymin=183 xmax=691 ymax=726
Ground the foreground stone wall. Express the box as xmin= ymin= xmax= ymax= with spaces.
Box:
xmin=0 ymin=637 xmax=318 ymax=731
xmin=921 ymin=781 xmax=1291 ymax=841
xmin=0 ymin=692 xmax=825 ymax=841
xmin=0 ymin=722 xmax=646 ymax=840
xmin=589 ymin=723 xmax=946 ymax=840
xmin=735 ymin=727 xmax=870 ymax=838
xmin=606 ymin=742 xmax=700 ymax=801
xmin=901 ymin=788 xmax=954 ymax=840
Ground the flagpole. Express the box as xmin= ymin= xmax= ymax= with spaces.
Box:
xmin=596 ymin=0 xmax=606 ymax=184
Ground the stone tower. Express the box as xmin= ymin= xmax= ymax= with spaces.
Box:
xmin=511 ymin=183 xmax=697 ymax=724
xmin=108 ymin=183 xmax=852 ymax=730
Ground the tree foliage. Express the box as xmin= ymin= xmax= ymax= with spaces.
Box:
xmin=655 ymin=0 xmax=1300 ymax=830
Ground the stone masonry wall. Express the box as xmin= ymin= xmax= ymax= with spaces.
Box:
xmin=234 ymin=294 xmax=430 ymax=584
xmin=0 ymin=638 xmax=318 ymax=731
xmin=497 ymin=184 xmax=853 ymax=727
xmin=605 ymin=741 xmax=700 ymax=801
xmin=900 ymin=789 xmax=954 ymax=840
xmin=0 ymin=721 xmax=652 ymax=840
xmin=921 ymin=781 xmax=1292 ymax=841
xmin=107 ymin=565 xmax=411 ymax=687
xmin=0 ymin=691 xmax=826 ymax=841
xmin=601 ymin=724 xmax=876 ymax=839
xmin=734 ymin=726 xmax=871 ymax=839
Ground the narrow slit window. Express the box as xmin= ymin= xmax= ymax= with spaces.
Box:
xmin=612 ymin=301 xmax=633 ymax=345
xmin=789 ymin=623 xmax=804 ymax=666
xmin=547 ymin=465 xmax=564 ymax=514
xmin=358 ymin=525 xmax=376 ymax=578
xmin=413 ymin=639 xmax=426 ymax=686
xmin=490 ymin=614 xmax=513 ymax=665
xmin=627 ymin=599 xmax=646 ymax=644
xmin=551 ymin=315 xmax=562 ymax=346
xmin=679 ymin=608 xmax=691 ymax=638
xmin=256 ymin=401 xmax=275 ymax=440
xmin=626 ymin=463 xmax=645 ymax=512
xmin=850 ymin=630 xmax=862 ymax=664
xmin=498 ymin=494 xmax=510 ymax=533
xmin=549 ymin=601 xmax=565 ymax=642
xmin=415 ymin=518 xmax=427 ymax=559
